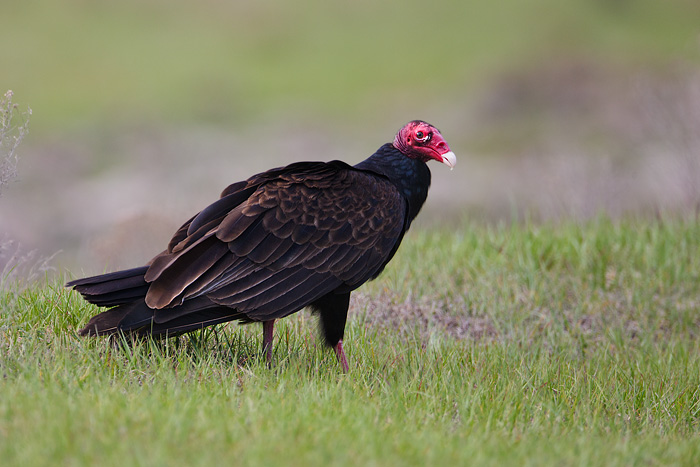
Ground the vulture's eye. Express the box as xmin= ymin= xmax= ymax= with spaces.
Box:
xmin=415 ymin=130 xmax=431 ymax=143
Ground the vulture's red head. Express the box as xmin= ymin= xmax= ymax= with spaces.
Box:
xmin=393 ymin=120 xmax=456 ymax=169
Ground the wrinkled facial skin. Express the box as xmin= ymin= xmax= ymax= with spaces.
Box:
xmin=393 ymin=120 xmax=456 ymax=168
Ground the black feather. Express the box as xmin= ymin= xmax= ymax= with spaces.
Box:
xmin=68 ymin=266 xmax=149 ymax=307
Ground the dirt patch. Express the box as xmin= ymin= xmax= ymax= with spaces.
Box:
xmin=351 ymin=292 xmax=499 ymax=343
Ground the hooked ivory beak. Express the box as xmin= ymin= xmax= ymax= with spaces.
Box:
xmin=441 ymin=151 xmax=457 ymax=169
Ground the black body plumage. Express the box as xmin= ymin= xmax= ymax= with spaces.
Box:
xmin=67 ymin=124 xmax=447 ymax=370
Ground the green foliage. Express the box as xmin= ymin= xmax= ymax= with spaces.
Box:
xmin=1 ymin=218 xmax=699 ymax=464
xmin=372 ymin=216 xmax=700 ymax=343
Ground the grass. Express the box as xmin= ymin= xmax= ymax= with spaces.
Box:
xmin=1 ymin=217 xmax=700 ymax=465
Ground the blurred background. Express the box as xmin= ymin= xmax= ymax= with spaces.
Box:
xmin=1 ymin=0 xmax=699 ymax=276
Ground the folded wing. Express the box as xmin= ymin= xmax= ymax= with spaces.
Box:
xmin=142 ymin=161 xmax=407 ymax=324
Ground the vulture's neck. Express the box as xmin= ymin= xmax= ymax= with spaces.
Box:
xmin=354 ymin=143 xmax=432 ymax=224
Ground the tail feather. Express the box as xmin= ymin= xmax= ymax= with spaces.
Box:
xmin=70 ymin=266 xmax=247 ymax=338
xmin=67 ymin=266 xmax=149 ymax=307
xmin=78 ymin=300 xmax=154 ymax=336
xmin=78 ymin=297 xmax=246 ymax=338
xmin=66 ymin=266 xmax=149 ymax=288
xmin=78 ymin=286 xmax=151 ymax=308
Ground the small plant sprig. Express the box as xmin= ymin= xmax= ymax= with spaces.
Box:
xmin=1 ymin=90 xmax=31 ymax=197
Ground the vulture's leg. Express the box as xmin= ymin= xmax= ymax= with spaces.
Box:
xmin=333 ymin=340 xmax=349 ymax=373
xmin=262 ymin=319 xmax=275 ymax=365
xmin=312 ymin=292 xmax=351 ymax=373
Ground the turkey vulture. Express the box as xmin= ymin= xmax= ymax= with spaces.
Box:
xmin=67 ymin=120 xmax=456 ymax=371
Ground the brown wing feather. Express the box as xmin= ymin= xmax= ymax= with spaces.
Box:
xmin=141 ymin=162 xmax=407 ymax=324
